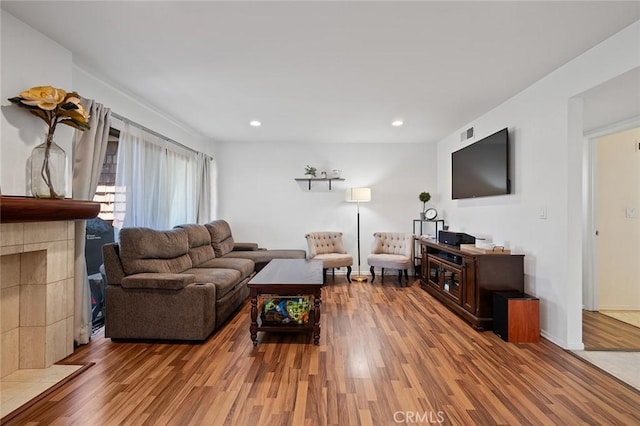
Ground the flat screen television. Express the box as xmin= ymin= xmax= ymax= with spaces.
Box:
xmin=451 ymin=127 xmax=510 ymax=199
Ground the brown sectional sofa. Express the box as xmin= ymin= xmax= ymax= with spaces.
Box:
xmin=205 ymin=219 xmax=306 ymax=272
xmin=102 ymin=220 xmax=305 ymax=341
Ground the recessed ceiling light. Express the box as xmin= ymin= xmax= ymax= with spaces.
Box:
xmin=392 ymin=120 xmax=404 ymax=127
xmin=249 ymin=120 xmax=261 ymax=127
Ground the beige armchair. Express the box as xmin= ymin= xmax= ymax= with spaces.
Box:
xmin=367 ymin=232 xmax=415 ymax=283
xmin=305 ymin=232 xmax=353 ymax=283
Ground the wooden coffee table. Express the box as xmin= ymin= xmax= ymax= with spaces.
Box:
xmin=248 ymin=259 xmax=323 ymax=346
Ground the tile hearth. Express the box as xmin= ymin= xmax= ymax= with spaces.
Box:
xmin=0 ymin=364 xmax=83 ymax=418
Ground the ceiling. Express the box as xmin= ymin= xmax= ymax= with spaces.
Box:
xmin=3 ymin=1 xmax=639 ymax=144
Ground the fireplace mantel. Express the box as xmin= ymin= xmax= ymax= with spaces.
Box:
xmin=1 ymin=196 xmax=100 ymax=379
xmin=0 ymin=196 xmax=100 ymax=223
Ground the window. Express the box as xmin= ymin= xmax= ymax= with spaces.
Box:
xmin=86 ymin=127 xmax=119 ymax=330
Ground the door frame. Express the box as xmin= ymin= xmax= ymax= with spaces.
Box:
xmin=583 ymin=116 xmax=640 ymax=311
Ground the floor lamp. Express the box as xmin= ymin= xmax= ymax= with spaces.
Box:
xmin=346 ymin=187 xmax=371 ymax=282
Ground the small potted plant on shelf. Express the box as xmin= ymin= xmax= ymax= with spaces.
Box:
xmin=304 ymin=165 xmax=317 ymax=178
xmin=419 ymin=191 xmax=431 ymax=219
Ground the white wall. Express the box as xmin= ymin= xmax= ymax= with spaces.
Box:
xmin=216 ymin=141 xmax=437 ymax=267
xmin=436 ymin=21 xmax=640 ymax=349
xmin=0 ymin=10 xmax=213 ymax=198
xmin=1 ymin=10 xmax=73 ymax=196
xmin=597 ymin=127 xmax=640 ymax=310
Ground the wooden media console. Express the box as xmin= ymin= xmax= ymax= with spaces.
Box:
xmin=418 ymin=239 xmax=524 ymax=330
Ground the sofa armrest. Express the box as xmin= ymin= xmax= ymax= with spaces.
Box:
xmin=233 ymin=242 xmax=259 ymax=251
xmin=121 ymin=273 xmax=196 ymax=290
xmin=103 ymin=243 xmax=126 ymax=285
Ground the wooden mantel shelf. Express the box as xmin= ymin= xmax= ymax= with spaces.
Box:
xmin=0 ymin=196 xmax=100 ymax=223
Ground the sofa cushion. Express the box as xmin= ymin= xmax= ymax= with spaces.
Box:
xmin=121 ymin=273 xmax=196 ymax=290
xmin=175 ymin=224 xmax=216 ymax=266
xmin=225 ymin=249 xmax=306 ymax=264
xmin=205 ymin=220 xmax=235 ymax=257
xmin=183 ymin=267 xmax=242 ymax=299
xmin=196 ymin=257 xmax=255 ymax=280
xmin=233 ymin=242 xmax=259 ymax=251
xmin=119 ymin=227 xmax=192 ymax=275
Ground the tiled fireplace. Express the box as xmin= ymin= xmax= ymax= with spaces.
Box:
xmin=0 ymin=196 xmax=99 ymax=380
xmin=1 ymin=221 xmax=75 ymax=378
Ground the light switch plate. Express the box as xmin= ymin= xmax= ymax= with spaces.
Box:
xmin=539 ymin=207 xmax=547 ymax=219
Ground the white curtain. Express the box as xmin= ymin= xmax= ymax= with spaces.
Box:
xmin=72 ymin=100 xmax=111 ymax=345
xmin=196 ymin=152 xmax=215 ymax=223
xmin=166 ymin=145 xmax=196 ymax=226
xmin=113 ymin=123 xmax=199 ymax=235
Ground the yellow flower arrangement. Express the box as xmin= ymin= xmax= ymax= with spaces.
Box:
xmin=8 ymin=85 xmax=91 ymax=198
xmin=9 ymin=85 xmax=90 ymax=136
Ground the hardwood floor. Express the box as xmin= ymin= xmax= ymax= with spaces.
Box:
xmin=5 ymin=277 xmax=640 ymax=425
xmin=583 ymin=310 xmax=640 ymax=350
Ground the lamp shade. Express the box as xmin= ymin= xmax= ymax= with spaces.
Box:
xmin=346 ymin=187 xmax=371 ymax=203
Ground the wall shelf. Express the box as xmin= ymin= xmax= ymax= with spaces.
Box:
xmin=294 ymin=177 xmax=345 ymax=190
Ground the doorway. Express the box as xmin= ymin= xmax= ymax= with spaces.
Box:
xmin=583 ymin=125 xmax=640 ymax=351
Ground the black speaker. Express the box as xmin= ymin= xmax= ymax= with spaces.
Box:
xmin=438 ymin=231 xmax=475 ymax=246
xmin=492 ymin=292 xmax=512 ymax=341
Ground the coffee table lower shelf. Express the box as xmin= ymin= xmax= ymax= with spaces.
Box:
xmin=249 ymin=290 xmax=321 ymax=346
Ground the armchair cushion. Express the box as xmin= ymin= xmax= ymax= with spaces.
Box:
xmin=366 ymin=254 xmax=412 ymax=270
xmin=370 ymin=232 xmax=414 ymax=257
xmin=305 ymin=232 xmax=347 ymax=257
xmin=312 ymin=253 xmax=353 ymax=269
xmin=119 ymin=227 xmax=192 ymax=275
xmin=121 ymin=273 xmax=196 ymax=291
xmin=368 ymin=232 xmax=415 ymax=271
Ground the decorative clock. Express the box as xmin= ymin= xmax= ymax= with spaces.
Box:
xmin=425 ymin=208 xmax=437 ymax=220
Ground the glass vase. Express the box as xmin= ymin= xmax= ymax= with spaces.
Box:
xmin=30 ymin=138 xmax=67 ymax=199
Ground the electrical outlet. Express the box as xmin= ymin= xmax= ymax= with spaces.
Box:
xmin=626 ymin=207 xmax=637 ymax=218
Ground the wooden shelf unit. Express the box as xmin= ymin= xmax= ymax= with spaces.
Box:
xmin=412 ymin=219 xmax=445 ymax=272
xmin=418 ymin=239 xmax=524 ymax=330
xmin=294 ymin=177 xmax=345 ymax=190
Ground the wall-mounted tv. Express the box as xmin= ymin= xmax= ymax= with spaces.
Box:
xmin=451 ymin=127 xmax=510 ymax=199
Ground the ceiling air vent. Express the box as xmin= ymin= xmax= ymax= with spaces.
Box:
xmin=460 ymin=127 xmax=474 ymax=142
